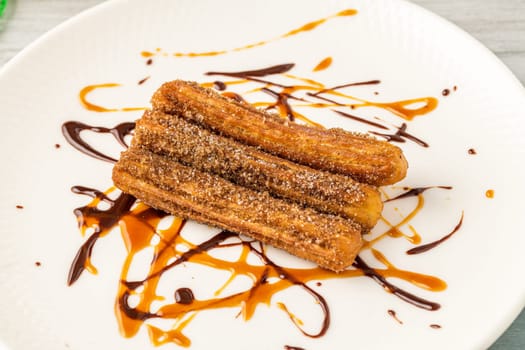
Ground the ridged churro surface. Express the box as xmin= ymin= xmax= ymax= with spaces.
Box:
xmin=152 ymin=80 xmax=407 ymax=186
xmin=113 ymin=146 xmax=362 ymax=272
xmin=134 ymin=110 xmax=383 ymax=229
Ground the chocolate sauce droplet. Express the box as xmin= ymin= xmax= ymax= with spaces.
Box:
xmin=15 ymin=205 xmax=24 ymax=209
xmin=468 ymin=148 xmax=477 ymax=155
xmin=430 ymin=324 xmax=442 ymax=329
xmin=442 ymin=89 xmax=450 ymax=96
xmin=138 ymin=76 xmax=150 ymax=85
xmin=213 ymin=81 xmax=227 ymax=91
xmin=387 ymin=309 xmax=403 ymax=324
xmin=221 ymin=91 xmax=248 ymax=104
xmin=146 ymin=58 xmax=153 ymax=65
xmin=175 ymin=288 xmax=195 ymax=305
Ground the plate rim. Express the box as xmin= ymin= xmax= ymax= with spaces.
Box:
xmin=0 ymin=0 xmax=524 ymax=349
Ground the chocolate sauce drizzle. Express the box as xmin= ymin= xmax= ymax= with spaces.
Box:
xmin=67 ymin=186 xmax=136 ymax=285
xmin=249 ymin=244 xmax=331 ymax=338
xmin=333 ymin=109 xmax=389 ymax=130
xmin=385 ymin=186 xmax=452 ymax=202
xmin=353 ymin=256 xmax=440 ymax=311
xmin=371 ymin=123 xmax=429 ymax=147
xmin=202 ymin=62 xmax=436 ymax=143
xmin=206 ymin=63 xmax=294 ymax=88
xmin=406 ymin=212 xmax=464 ymax=255
xmin=261 ymin=87 xmax=297 ymax=121
xmin=68 ymin=184 xmax=446 ymax=345
xmin=313 ymin=79 xmax=381 ymax=96
xmin=207 ymin=63 xmax=295 ymax=78
xmin=122 ymin=230 xmax=237 ymax=290
xmin=387 ymin=309 xmax=403 ymax=324
xmin=119 ymin=291 xmax=156 ymax=321
xmin=65 ymin=55 xmax=448 ymax=345
xmin=119 ymin=228 xmax=331 ymax=338
xmin=61 ymin=121 xmax=135 ymax=163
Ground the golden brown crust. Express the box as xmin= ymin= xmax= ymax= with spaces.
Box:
xmin=113 ymin=146 xmax=362 ymax=272
xmin=133 ymin=110 xmax=383 ymax=230
xmin=151 ymin=80 xmax=407 ymax=186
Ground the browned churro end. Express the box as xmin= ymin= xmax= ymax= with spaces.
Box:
xmin=151 ymin=80 xmax=407 ymax=186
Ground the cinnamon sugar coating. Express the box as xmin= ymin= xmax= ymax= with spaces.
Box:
xmin=113 ymin=147 xmax=362 ymax=272
xmin=134 ymin=110 xmax=382 ymax=230
xmin=152 ymin=80 xmax=407 ymax=186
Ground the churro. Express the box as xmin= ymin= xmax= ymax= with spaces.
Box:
xmin=151 ymin=80 xmax=407 ymax=186
xmin=133 ymin=110 xmax=383 ymax=230
xmin=112 ymin=146 xmax=363 ymax=272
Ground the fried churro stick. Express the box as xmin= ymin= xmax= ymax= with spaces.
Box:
xmin=151 ymin=80 xmax=407 ymax=186
xmin=113 ymin=146 xmax=363 ymax=272
xmin=134 ymin=110 xmax=382 ymax=230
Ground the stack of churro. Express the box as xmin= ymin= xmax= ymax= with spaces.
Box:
xmin=112 ymin=80 xmax=407 ymax=272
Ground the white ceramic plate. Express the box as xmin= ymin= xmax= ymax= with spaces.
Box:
xmin=1 ymin=0 xmax=524 ymax=349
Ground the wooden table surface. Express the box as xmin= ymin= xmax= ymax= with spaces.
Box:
xmin=0 ymin=0 xmax=524 ymax=349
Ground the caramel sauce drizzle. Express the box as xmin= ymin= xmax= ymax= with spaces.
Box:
xmin=66 ymin=64 xmax=451 ymax=335
xmin=76 ymin=63 xmax=437 ymax=137
xmin=141 ymin=9 xmax=357 ymax=58
xmin=64 ymin=64 xmax=452 ymax=346
xmin=66 ymin=20 xmax=451 ymax=343
xmin=79 ymin=84 xmax=146 ymax=112
xmin=204 ymin=63 xmax=438 ymax=129
xmin=67 ymin=181 xmax=451 ymax=346
xmin=313 ymin=57 xmax=333 ymax=72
